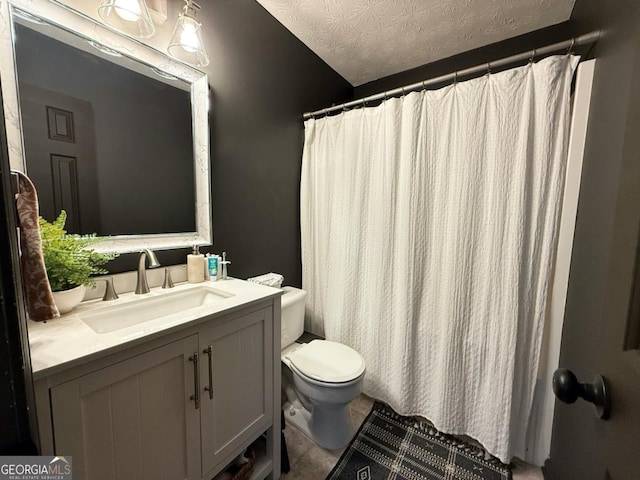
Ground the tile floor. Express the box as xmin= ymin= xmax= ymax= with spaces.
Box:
xmin=280 ymin=394 xmax=544 ymax=480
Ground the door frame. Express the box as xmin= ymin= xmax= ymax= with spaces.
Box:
xmin=523 ymin=59 xmax=596 ymax=466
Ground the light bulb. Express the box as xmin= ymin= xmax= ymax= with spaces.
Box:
xmin=98 ymin=0 xmax=155 ymax=37
xmin=114 ymin=0 xmax=141 ymax=22
xmin=180 ymin=22 xmax=200 ymax=52
xmin=167 ymin=2 xmax=210 ymax=66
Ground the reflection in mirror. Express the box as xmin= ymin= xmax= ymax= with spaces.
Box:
xmin=14 ymin=22 xmax=196 ymax=236
xmin=0 ymin=0 xmax=212 ymax=253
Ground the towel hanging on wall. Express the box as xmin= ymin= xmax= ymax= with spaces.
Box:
xmin=13 ymin=170 xmax=59 ymax=321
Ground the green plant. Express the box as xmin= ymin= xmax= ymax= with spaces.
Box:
xmin=39 ymin=211 xmax=118 ymax=292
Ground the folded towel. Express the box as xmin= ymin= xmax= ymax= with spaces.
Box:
xmin=247 ymin=272 xmax=284 ymax=288
xmin=14 ymin=171 xmax=59 ymax=321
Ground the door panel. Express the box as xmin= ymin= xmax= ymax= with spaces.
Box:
xmin=200 ymin=308 xmax=273 ymax=477
xmin=585 ymin=18 xmax=640 ymax=478
xmin=50 ymin=336 xmax=200 ymax=480
xmin=50 ymin=154 xmax=80 ymax=226
xmin=602 ymin=244 xmax=640 ymax=479
xmin=546 ymin=4 xmax=640 ymax=477
xmin=18 ymin=82 xmax=100 ymax=234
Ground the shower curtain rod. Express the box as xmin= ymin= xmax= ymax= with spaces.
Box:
xmin=303 ymin=31 xmax=600 ymax=120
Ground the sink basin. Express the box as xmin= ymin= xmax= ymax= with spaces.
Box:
xmin=80 ymin=286 xmax=234 ymax=334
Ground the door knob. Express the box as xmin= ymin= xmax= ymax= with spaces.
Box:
xmin=552 ymin=368 xmax=610 ymax=419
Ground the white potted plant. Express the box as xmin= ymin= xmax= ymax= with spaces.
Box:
xmin=39 ymin=211 xmax=117 ymax=313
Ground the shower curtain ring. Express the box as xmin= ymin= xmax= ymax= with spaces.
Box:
xmin=529 ymin=48 xmax=536 ymax=64
xmin=401 ymin=86 xmax=406 ymax=96
xmin=567 ymin=38 xmax=575 ymax=55
xmin=453 ymin=71 xmax=458 ymax=85
xmin=384 ymin=91 xmax=388 ymax=101
xmin=422 ymin=80 xmax=426 ymax=90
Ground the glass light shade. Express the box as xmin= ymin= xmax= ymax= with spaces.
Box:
xmin=98 ymin=0 xmax=155 ymax=38
xmin=167 ymin=12 xmax=209 ymax=67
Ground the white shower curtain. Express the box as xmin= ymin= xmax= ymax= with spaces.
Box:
xmin=300 ymin=55 xmax=579 ymax=463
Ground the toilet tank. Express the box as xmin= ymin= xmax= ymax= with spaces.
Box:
xmin=281 ymin=286 xmax=307 ymax=348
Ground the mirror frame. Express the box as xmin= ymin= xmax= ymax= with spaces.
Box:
xmin=0 ymin=0 xmax=212 ymax=253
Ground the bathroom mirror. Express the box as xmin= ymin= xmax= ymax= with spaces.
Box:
xmin=0 ymin=0 xmax=212 ymax=253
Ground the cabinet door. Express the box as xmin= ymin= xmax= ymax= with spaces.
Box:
xmin=50 ymin=335 xmax=201 ymax=480
xmin=200 ymin=307 xmax=273 ymax=476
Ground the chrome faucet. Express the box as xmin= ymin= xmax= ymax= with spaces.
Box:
xmin=135 ymin=249 xmax=160 ymax=294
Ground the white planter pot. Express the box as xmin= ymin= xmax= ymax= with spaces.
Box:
xmin=52 ymin=285 xmax=86 ymax=314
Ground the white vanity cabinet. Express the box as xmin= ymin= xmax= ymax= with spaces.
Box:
xmin=200 ymin=308 xmax=273 ymax=478
xmin=31 ymin=294 xmax=281 ymax=480
xmin=50 ymin=335 xmax=202 ymax=480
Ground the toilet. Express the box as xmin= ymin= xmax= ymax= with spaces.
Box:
xmin=280 ymin=286 xmax=365 ymax=450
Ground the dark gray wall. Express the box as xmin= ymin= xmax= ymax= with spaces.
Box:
xmin=198 ymin=0 xmax=352 ymax=286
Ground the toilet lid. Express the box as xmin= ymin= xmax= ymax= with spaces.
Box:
xmin=286 ymin=340 xmax=365 ymax=383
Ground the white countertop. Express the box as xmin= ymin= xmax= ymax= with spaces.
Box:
xmin=28 ymin=278 xmax=282 ymax=379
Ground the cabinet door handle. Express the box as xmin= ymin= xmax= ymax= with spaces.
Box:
xmin=189 ymin=352 xmax=200 ymax=409
xmin=203 ymin=345 xmax=213 ymax=399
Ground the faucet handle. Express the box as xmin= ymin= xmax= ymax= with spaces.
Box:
xmin=162 ymin=268 xmax=175 ymax=289
xmin=97 ymin=277 xmax=119 ymax=301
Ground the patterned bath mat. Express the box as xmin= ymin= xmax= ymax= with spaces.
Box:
xmin=326 ymin=402 xmax=511 ymax=480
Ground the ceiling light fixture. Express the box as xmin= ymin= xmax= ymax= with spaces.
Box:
xmin=98 ymin=0 xmax=155 ymax=38
xmin=167 ymin=0 xmax=209 ymax=67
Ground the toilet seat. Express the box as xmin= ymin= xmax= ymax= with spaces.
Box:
xmin=285 ymin=340 xmax=365 ymax=384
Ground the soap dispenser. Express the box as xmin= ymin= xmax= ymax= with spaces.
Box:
xmin=187 ymin=245 xmax=205 ymax=283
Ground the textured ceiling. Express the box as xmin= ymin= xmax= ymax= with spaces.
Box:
xmin=255 ymin=0 xmax=575 ymax=86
